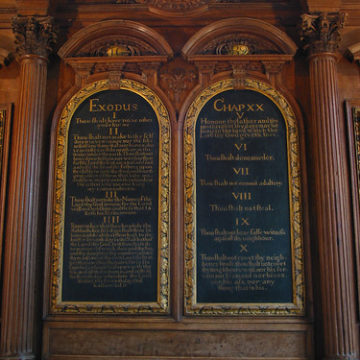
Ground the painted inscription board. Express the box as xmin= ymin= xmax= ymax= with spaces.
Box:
xmin=184 ymin=79 xmax=304 ymax=315
xmin=50 ymin=79 xmax=170 ymax=314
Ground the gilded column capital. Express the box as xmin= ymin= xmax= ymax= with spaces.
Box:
xmin=12 ymin=15 xmax=57 ymax=59
xmin=299 ymin=12 xmax=346 ymax=55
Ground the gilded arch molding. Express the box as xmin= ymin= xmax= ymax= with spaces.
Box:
xmin=58 ymin=19 xmax=173 ymax=59
xmin=182 ymin=17 xmax=297 ymax=58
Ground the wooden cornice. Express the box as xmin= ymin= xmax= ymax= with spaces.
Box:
xmin=187 ymin=54 xmax=294 ymax=62
xmin=0 ymin=6 xmax=16 ymax=29
xmin=305 ymin=0 xmax=341 ymax=12
xmin=15 ymin=0 xmax=50 ymax=15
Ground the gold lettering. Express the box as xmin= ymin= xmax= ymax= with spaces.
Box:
xmin=233 ymin=167 xmax=249 ymax=176
xmin=89 ymin=98 xmax=100 ymax=112
xmin=241 ymin=217 xmax=250 ymax=226
xmin=69 ymin=222 xmax=153 ymax=288
xmin=240 ymin=244 xmax=248 ymax=253
xmin=200 ymin=253 xmax=288 ymax=293
xmin=235 ymin=217 xmax=250 ymax=226
xmin=235 ymin=111 xmax=245 ymax=120
xmin=212 ymin=99 xmax=265 ymax=113
xmin=103 ymin=215 xmax=120 ymax=224
xmin=213 ymin=98 xmax=224 ymax=111
xmin=232 ymin=192 xmax=252 ymax=200
xmin=89 ymin=99 xmax=138 ymax=113
xmin=234 ymin=143 xmax=247 ymax=151
xmin=109 ymin=127 xmax=119 ymax=135
xmin=98 ymin=103 xmax=106 ymax=111
xmin=105 ymin=191 xmax=118 ymax=199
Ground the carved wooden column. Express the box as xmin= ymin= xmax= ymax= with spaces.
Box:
xmin=300 ymin=12 xmax=359 ymax=360
xmin=0 ymin=16 xmax=56 ymax=360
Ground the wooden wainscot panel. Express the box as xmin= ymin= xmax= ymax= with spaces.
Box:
xmin=43 ymin=322 xmax=312 ymax=360
xmin=47 ymin=78 xmax=171 ymax=314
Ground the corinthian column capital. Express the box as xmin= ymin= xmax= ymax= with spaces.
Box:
xmin=12 ymin=15 xmax=57 ymax=58
xmin=299 ymin=12 xmax=346 ymax=55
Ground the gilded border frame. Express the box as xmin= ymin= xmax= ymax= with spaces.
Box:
xmin=50 ymin=79 xmax=171 ymax=314
xmin=345 ymin=100 xmax=360 ymax=318
xmin=184 ymin=78 xmax=304 ymax=316
xmin=0 ymin=104 xmax=11 ymax=281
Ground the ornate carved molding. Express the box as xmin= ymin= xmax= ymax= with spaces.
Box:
xmin=58 ymin=20 xmax=172 ymax=59
xmin=149 ymin=0 xmax=208 ymax=11
xmin=299 ymin=12 xmax=346 ymax=55
xmin=347 ymin=42 xmax=360 ymax=64
xmin=160 ymin=60 xmax=197 ymax=110
xmin=75 ymin=36 xmax=157 ymax=57
xmin=116 ymin=0 xmax=146 ymax=3
xmin=231 ymin=62 xmax=248 ymax=89
xmin=201 ymin=34 xmax=282 ymax=55
xmin=0 ymin=48 xmax=12 ymax=67
xmin=183 ymin=18 xmax=297 ymax=58
xmin=12 ymin=15 xmax=57 ymax=58
xmin=108 ymin=70 xmax=125 ymax=89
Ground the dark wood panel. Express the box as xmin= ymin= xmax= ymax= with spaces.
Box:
xmin=44 ymin=327 xmax=311 ymax=359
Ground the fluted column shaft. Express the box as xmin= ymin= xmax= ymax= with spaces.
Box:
xmin=0 ymin=53 xmax=48 ymax=360
xmin=0 ymin=16 xmax=56 ymax=360
xmin=309 ymin=52 xmax=359 ymax=360
xmin=300 ymin=12 xmax=359 ymax=360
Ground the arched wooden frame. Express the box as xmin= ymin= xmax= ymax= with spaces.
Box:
xmin=46 ymin=78 xmax=171 ymax=315
xmin=179 ymin=17 xmax=308 ymax=317
xmin=44 ymin=20 xmax=176 ymax=317
xmin=182 ymin=77 xmax=305 ymax=316
xmin=58 ymin=19 xmax=173 ymax=59
xmin=56 ymin=19 xmax=174 ymax=92
xmin=182 ymin=17 xmax=297 ymax=58
xmin=181 ymin=17 xmax=298 ymax=90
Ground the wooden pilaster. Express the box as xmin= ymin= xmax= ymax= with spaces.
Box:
xmin=300 ymin=12 xmax=359 ymax=360
xmin=0 ymin=15 xmax=56 ymax=360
